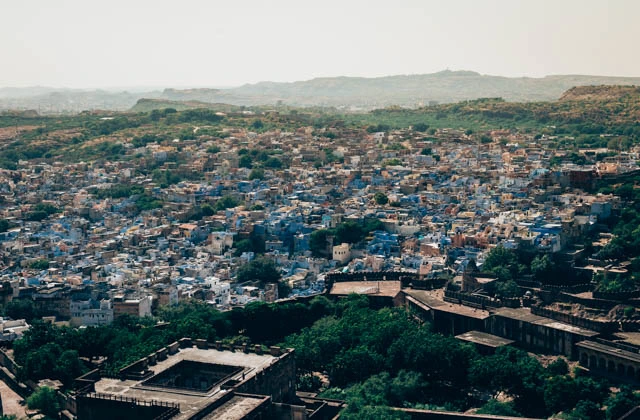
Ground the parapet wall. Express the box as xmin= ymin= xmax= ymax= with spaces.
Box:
xmin=76 ymin=393 xmax=179 ymax=420
xmin=620 ymin=320 xmax=640 ymax=332
xmin=531 ymin=305 xmax=617 ymax=333
xmin=543 ymin=283 xmax=593 ymax=294
xmin=444 ymin=289 xmax=520 ymax=309
xmin=235 ymin=349 xmax=296 ymax=403
xmin=327 ymin=270 xmax=417 ymax=283
xmin=593 ymin=289 xmax=640 ymax=301
xmin=555 ymin=291 xmax=620 ymax=311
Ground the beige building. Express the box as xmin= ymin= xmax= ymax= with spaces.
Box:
xmin=332 ymin=242 xmax=351 ymax=264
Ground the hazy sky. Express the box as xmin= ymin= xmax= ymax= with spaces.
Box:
xmin=2 ymin=0 xmax=639 ymax=88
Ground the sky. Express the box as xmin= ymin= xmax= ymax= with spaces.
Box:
xmin=1 ymin=0 xmax=639 ymax=89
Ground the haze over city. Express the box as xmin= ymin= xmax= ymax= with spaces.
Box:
xmin=2 ymin=0 xmax=640 ymax=88
xmin=2 ymin=2 xmax=640 ymax=419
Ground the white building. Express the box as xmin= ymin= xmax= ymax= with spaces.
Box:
xmin=70 ymin=299 xmax=114 ymax=327
xmin=205 ymin=276 xmax=231 ymax=306
xmin=0 ymin=318 xmax=30 ymax=342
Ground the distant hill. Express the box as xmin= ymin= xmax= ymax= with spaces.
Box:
xmin=0 ymin=89 xmax=162 ymax=114
xmin=221 ymin=71 xmax=640 ymax=108
xmin=2 ymin=71 xmax=640 ymax=113
xmin=161 ymin=88 xmax=222 ymax=103
xmin=559 ymin=85 xmax=640 ymax=101
xmin=131 ymin=98 xmax=240 ymax=113
xmin=0 ymin=86 xmax=63 ymax=98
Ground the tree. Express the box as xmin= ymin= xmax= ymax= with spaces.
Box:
xmin=481 ymin=246 xmax=525 ymax=292
xmin=388 ymin=370 xmax=428 ymax=406
xmin=55 ymin=349 xmax=85 ymax=386
xmin=5 ymin=299 xmax=40 ymax=321
xmin=278 ymin=281 xmax=291 ymax=298
xmin=29 ymin=259 xmax=49 ymax=270
xmin=200 ymin=204 xmax=215 ymax=217
xmin=25 ymin=210 xmax=49 ymax=221
xmin=0 ymin=219 xmax=9 ymax=233
xmin=605 ymin=386 xmax=640 ymax=420
xmin=476 ymin=399 xmax=521 ymax=417
xmin=329 ymin=345 xmax=386 ymax=387
xmin=249 ymin=168 xmax=265 ymax=180
xmin=544 ymin=375 xmax=580 ymax=413
xmin=413 ymin=123 xmax=429 ymax=132
xmin=340 ymin=405 xmax=410 ymax=420
xmin=149 ymin=109 xmax=162 ymax=121
xmin=33 ymin=203 xmax=60 ymax=216
xmin=469 ymin=347 xmax=547 ymax=416
xmin=565 ymin=400 xmax=604 ymax=420
xmin=309 ymin=229 xmax=330 ymax=257
xmin=531 ymin=254 xmax=555 ymax=281
xmin=264 ymin=157 xmax=283 ymax=169
xmin=214 ymin=195 xmax=239 ymax=211
xmin=297 ymin=373 xmax=322 ymax=392
xmin=238 ymin=155 xmax=253 ymax=168
xmin=546 ymin=357 xmax=569 ymax=376
xmin=236 ymin=257 xmax=281 ymax=284
xmin=491 ymin=279 xmax=521 ymax=298
xmin=27 ymin=386 xmax=61 ymax=418
xmin=374 ymin=192 xmax=389 ymax=205
xmin=234 ymin=239 xmax=253 ymax=256
xmin=335 ymin=221 xmax=366 ymax=244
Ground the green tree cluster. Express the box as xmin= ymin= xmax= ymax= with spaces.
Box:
xmin=236 ymin=256 xmax=281 ymax=284
xmin=481 ymin=246 xmax=525 ymax=297
xmin=374 ymin=192 xmax=389 ymax=205
xmin=309 ymin=219 xmax=384 ymax=257
xmin=4 ymin=299 xmax=43 ymax=321
xmin=29 ymin=259 xmax=50 ymax=270
xmin=25 ymin=203 xmax=60 ymax=222
xmin=131 ymin=134 xmax=161 ymax=148
xmin=133 ymin=193 xmax=163 ymax=213
xmin=91 ymin=184 xmax=144 ymax=199
xmin=214 ymin=195 xmax=240 ymax=211
xmin=11 ymin=297 xmax=336 ymax=382
xmin=27 ymin=386 xmax=61 ymax=418
xmin=177 ymin=109 xmax=224 ymax=124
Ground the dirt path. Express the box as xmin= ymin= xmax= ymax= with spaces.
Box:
xmin=0 ymin=379 xmax=27 ymax=418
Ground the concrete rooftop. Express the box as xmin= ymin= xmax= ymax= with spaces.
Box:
xmin=494 ymin=308 xmax=600 ymax=337
xmin=92 ymin=346 xmax=280 ymax=420
xmin=456 ymin=330 xmax=515 ymax=348
xmin=405 ymin=289 xmax=491 ymax=320
xmin=329 ymin=280 xmax=401 ymax=298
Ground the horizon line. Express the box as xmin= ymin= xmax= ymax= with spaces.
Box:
xmin=3 ymin=69 xmax=640 ymax=92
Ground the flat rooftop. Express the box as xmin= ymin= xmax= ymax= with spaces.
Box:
xmin=329 ymin=280 xmax=401 ymax=298
xmin=456 ymin=330 xmax=515 ymax=348
xmin=200 ymin=394 xmax=270 ymax=419
xmin=405 ymin=289 xmax=491 ymax=320
xmin=493 ymin=308 xmax=599 ymax=337
xmin=91 ymin=346 xmax=280 ymax=420
xmin=576 ymin=341 xmax=640 ymax=364
xmin=615 ymin=332 xmax=640 ymax=347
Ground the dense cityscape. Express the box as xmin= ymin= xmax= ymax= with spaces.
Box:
xmin=2 ymin=1 xmax=640 ymax=418
xmin=0 ymin=85 xmax=637 ymax=419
